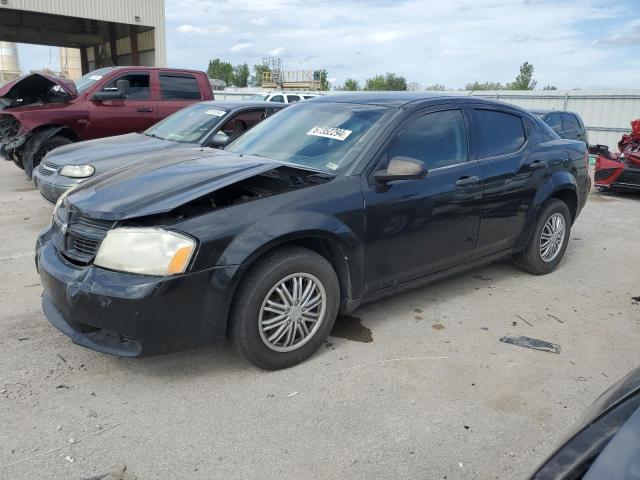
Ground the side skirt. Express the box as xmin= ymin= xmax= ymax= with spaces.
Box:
xmin=357 ymin=248 xmax=518 ymax=307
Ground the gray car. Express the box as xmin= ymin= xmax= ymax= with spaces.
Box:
xmin=34 ymin=101 xmax=286 ymax=203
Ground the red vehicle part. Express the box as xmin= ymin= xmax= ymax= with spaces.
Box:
xmin=594 ymin=119 xmax=640 ymax=191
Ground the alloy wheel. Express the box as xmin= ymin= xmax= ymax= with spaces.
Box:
xmin=539 ymin=212 xmax=566 ymax=263
xmin=258 ymin=273 xmax=327 ymax=352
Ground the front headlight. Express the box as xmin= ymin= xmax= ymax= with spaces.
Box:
xmin=60 ymin=164 xmax=95 ymax=178
xmin=94 ymin=228 xmax=196 ymax=276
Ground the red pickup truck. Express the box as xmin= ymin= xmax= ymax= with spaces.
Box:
xmin=0 ymin=66 xmax=214 ymax=179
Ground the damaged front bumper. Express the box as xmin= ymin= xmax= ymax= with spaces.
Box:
xmin=33 ymin=165 xmax=83 ymax=204
xmin=35 ymin=228 xmax=236 ymax=356
xmin=0 ymin=115 xmax=28 ymax=161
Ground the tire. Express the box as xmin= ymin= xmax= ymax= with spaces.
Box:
xmin=23 ymin=134 xmax=73 ymax=180
xmin=230 ymin=246 xmax=340 ymax=370
xmin=514 ymin=199 xmax=571 ymax=275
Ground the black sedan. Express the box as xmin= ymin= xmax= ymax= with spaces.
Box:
xmin=34 ymin=101 xmax=285 ymax=203
xmin=35 ymin=93 xmax=590 ymax=369
xmin=531 ymin=367 xmax=640 ymax=479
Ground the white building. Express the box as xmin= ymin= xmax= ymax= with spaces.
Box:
xmin=0 ymin=0 xmax=166 ymax=75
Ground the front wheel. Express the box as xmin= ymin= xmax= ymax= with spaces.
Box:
xmin=514 ymin=199 xmax=571 ymax=275
xmin=23 ymin=134 xmax=73 ymax=180
xmin=230 ymin=246 xmax=340 ymax=370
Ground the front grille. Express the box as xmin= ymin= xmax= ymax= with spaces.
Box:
xmin=39 ymin=161 xmax=59 ymax=177
xmin=55 ymin=210 xmax=115 ymax=263
xmin=616 ymin=168 xmax=640 ymax=185
xmin=71 ymin=235 xmax=99 ymax=255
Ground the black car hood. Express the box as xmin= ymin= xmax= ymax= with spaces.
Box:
xmin=68 ymin=149 xmax=282 ymax=220
xmin=46 ymin=133 xmax=178 ymax=166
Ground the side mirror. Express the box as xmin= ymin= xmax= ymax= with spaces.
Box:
xmin=374 ymin=156 xmax=426 ymax=183
xmin=210 ymin=131 xmax=230 ymax=148
xmin=92 ymin=79 xmax=131 ymax=101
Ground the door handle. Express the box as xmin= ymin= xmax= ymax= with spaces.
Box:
xmin=530 ymin=160 xmax=549 ymax=169
xmin=137 ymin=107 xmax=154 ymax=112
xmin=455 ymin=175 xmax=480 ymax=186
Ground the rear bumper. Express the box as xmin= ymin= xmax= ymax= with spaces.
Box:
xmin=36 ymin=228 xmax=236 ymax=356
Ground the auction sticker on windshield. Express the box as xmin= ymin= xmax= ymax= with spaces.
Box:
xmin=206 ymin=109 xmax=227 ymax=117
xmin=307 ymin=126 xmax=352 ymax=141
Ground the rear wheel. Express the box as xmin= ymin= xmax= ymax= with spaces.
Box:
xmin=23 ymin=134 xmax=73 ymax=180
xmin=514 ymin=199 xmax=571 ymax=275
xmin=230 ymin=246 xmax=340 ymax=370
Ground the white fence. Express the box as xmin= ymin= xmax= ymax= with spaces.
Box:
xmin=212 ymin=88 xmax=640 ymax=150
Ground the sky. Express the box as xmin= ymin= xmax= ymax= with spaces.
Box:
xmin=15 ymin=0 xmax=640 ymax=90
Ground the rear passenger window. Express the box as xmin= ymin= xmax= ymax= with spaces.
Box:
xmin=385 ymin=109 xmax=467 ymax=170
xmin=545 ymin=113 xmax=562 ymax=130
xmin=287 ymin=95 xmax=301 ymax=103
xmin=561 ymin=113 xmax=580 ymax=131
xmin=473 ymin=110 xmax=526 ymax=157
xmin=159 ymin=74 xmax=201 ymax=100
xmin=270 ymin=95 xmax=284 ymax=103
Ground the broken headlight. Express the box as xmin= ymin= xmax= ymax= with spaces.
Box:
xmin=60 ymin=164 xmax=95 ymax=178
xmin=94 ymin=228 xmax=196 ymax=276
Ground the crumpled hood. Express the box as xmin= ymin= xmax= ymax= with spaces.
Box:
xmin=45 ymin=133 xmax=178 ymax=166
xmin=68 ymin=149 xmax=281 ymax=220
xmin=0 ymin=72 xmax=77 ymax=100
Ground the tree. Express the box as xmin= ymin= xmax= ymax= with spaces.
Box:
xmin=543 ymin=85 xmax=558 ymax=90
xmin=407 ymin=82 xmax=422 ymax=91
xmin=207 ymin=58 xmax=234 ymax=86
xmin=424 ymin=83 xmax=446 ymax=91
xmin=384 ymin=73 xmax=407 ymax=91
xmin=318 ymin=69 xmax=330 ymax=91
xmin=508 ymin=61 xmax=537 ymax=90
xmin=464 ymin=81 xmax=504 ymax=91
xmin=250 ymin=64 xmax=271 ymax=87
xmin=341 ymin=78 xmax=360 ymax=91
xmin=232 ymin=63 xmax=250 ymax=88
xmin=363 ymin=73 xmax=407 ymax=91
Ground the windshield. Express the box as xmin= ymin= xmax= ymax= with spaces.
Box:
xmin=74 ymin=68 xmax=115 ymax=93
xmin=226 ymin=102 xmax=393 ymax=172
xmin=144 ymin=103 xmax=229 ymax=143
xmin=247 ymin=94 xmax=268 ymax=100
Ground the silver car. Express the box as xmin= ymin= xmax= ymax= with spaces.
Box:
xmin=34 ymin=101 xmax=285 ymax=203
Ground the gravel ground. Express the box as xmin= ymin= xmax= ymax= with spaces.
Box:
xmin=1 ymin=160 xmax=639 ymax=480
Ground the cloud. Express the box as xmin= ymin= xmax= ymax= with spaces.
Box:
xmin=230 ymin=43 xmax=252 ymax=52
xmin=176 ymin=24 xmax=229 ymax=35
xmin=250 ymin=17 xmax=269 ymax=26
xmin=159 ymin=0 xmax=640 ymax=89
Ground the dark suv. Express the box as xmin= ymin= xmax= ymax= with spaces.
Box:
xmin=532 ymin=109 xmax=588 ymax=145
xmin=36 ymin=94 xmax=590 ymax=369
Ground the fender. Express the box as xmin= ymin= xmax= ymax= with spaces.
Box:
xmin=22 ymin=125 xmax=67 ymax=178
xmin=519 ymin=171 xmax=578 ymax=247
xmin=217 ymin=210 xmax=365 ymax=314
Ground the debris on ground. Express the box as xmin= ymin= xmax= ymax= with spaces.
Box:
xmin=82 ymin=464 xmax=137 ymax=480
xmin=286 ymin=391 xmax=299 ymax=398
xmin=515 ymin=314 xmax=533 ymax=327
xmin=499 ymin=335 xmax=561 ymax=354
xmin=548 ymin=314 xmax=564 ymax=324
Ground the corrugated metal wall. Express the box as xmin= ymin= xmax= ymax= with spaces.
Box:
xmin=1 ymin=0 xmax=166 ymax=66
xmin=463 ymin=90 xmax=640 ymax=150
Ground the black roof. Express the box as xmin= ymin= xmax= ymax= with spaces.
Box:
xmin=311 ymin=92 xmax=530 ymax=112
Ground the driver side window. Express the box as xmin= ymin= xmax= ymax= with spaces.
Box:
xmin=384 ymin=109 xmax=468 ymax=170
xmin=102 ymin=73 xmax=151 ymax=100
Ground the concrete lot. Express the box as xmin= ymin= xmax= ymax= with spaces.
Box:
xmin=1 ymin=159 xmax=639 ymax=480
